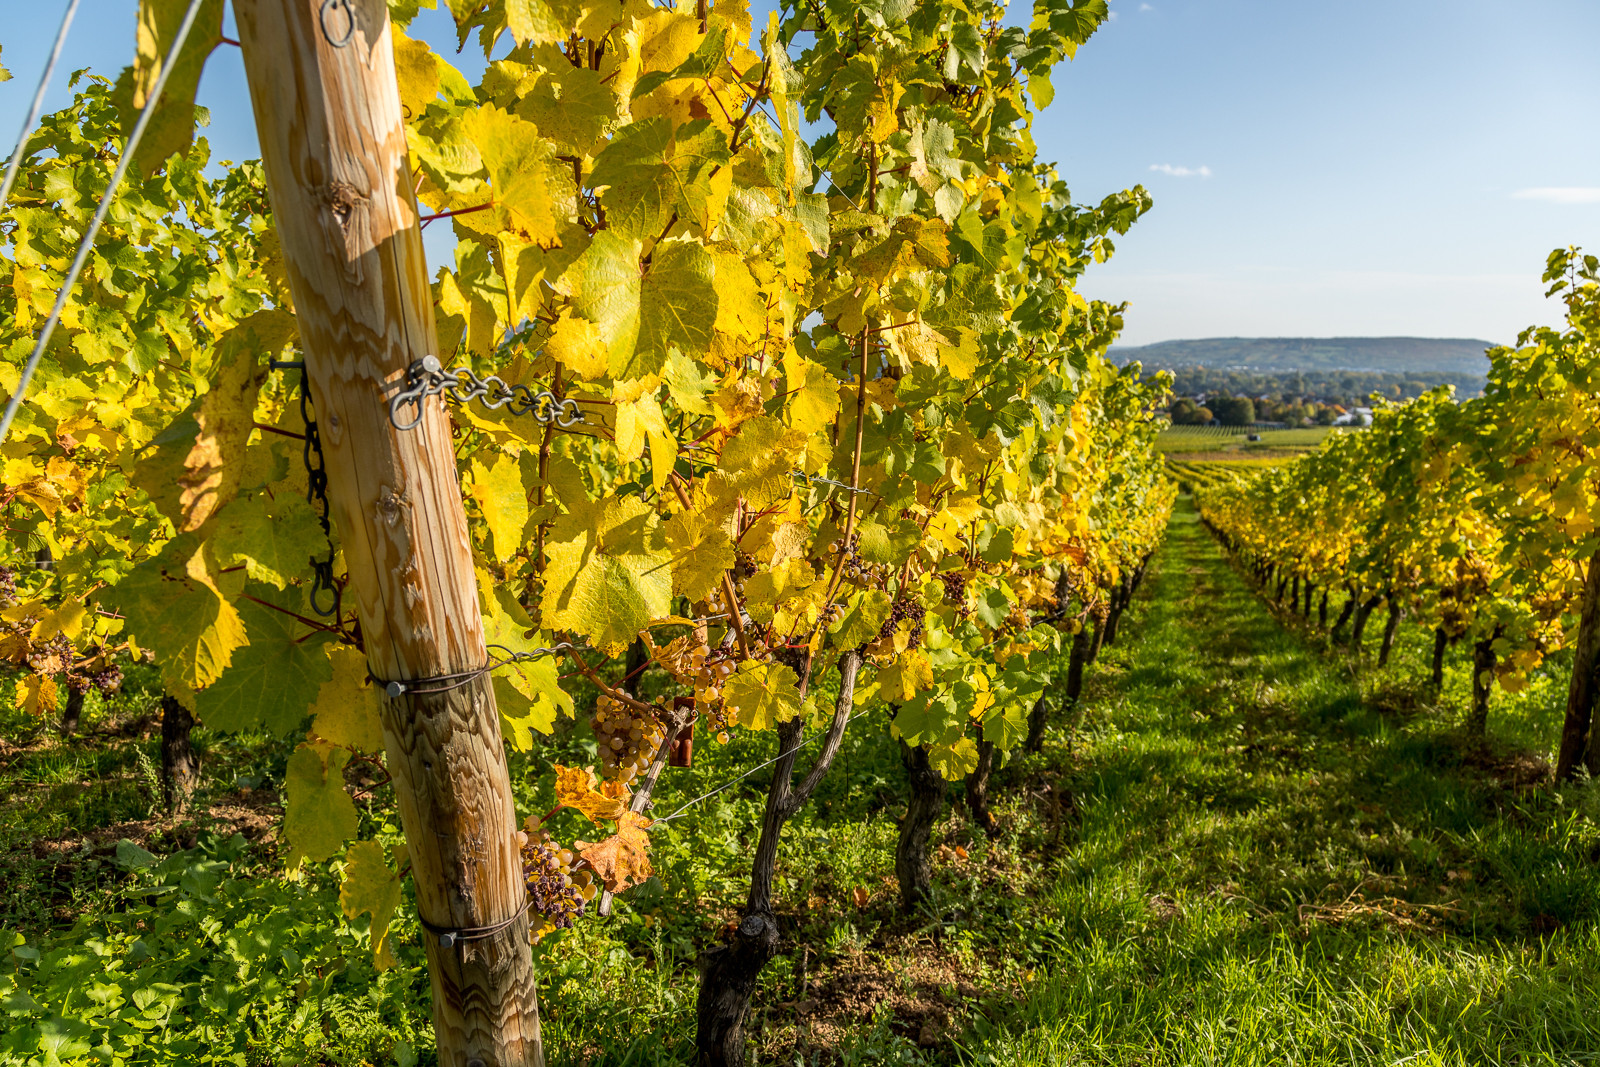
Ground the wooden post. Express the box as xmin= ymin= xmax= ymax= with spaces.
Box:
xmin=233 ymin=3 xmax=543 ymax=1064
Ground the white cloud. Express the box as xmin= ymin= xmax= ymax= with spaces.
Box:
xmin=1512 ymin=187 xmax=1600 ymax=205
xmin=1139 ymin=2 xmax=1153 ymax=9
xmin=1150 ymin=163 xmax=1212 ymax=178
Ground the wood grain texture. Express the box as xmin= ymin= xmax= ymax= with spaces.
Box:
xmin=233 ymin=3 xmax=542 ymax=1063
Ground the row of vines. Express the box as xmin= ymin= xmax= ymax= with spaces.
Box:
xmin=1198 ymin=249 xmax=1600 ymax=777
xmin=0 ymin=0 xmax=1175 ymax=1061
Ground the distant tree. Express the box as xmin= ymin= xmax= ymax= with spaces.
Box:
xmin=1194 ymin=405 xmax=1213 ymax=423
xmin=1212 ymin=395 xmax=1256 ymax=426
xmin=1315 ymin=407 xmax=1336 ymax=426
xmin=1170 ymin=398 xmax=1200 ymax=424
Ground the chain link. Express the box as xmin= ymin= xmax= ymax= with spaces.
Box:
xmin=388 ymin=356 xmax=586 ymax=432
xmin=274 ymin=360 xmax=343 ymax=618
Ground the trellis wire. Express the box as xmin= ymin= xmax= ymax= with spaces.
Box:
xmin=0 ymin=0 xmax=208 ymax=447
xmin=0 ymin=0 xmax=82 ymax=215
xmin=653 ymin=707 xmax=871 ymax=823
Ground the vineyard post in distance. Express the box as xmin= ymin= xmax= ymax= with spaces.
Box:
xmin=233 ymin=1 xmax=543 ymax=1064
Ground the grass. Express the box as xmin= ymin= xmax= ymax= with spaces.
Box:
xmin=4 ymin=499 xmax=1598 ymax=1065
xmin=1159 ymin=426 xmax=1348 ymax=454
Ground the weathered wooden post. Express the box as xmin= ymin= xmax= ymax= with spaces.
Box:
xmin=233 ymin=2 xmax=543 ymax=1063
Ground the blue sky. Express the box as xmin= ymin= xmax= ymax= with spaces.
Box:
xmin=4 ymin=0 xmax=1597 ymax=346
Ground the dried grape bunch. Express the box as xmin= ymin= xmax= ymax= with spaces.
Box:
xmin=937 ymin=570 xmax=968 ymax=606
xmin=520 ymin=831 xmax=595 ymax=934
xmin=877 ymin=596 xmax=927 ymax=648
xmin=591 ymin=695 xmax=666 ymax=783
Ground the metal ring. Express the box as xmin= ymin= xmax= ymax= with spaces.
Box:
xmin=319 ymin=0 xmax=355 ymax=48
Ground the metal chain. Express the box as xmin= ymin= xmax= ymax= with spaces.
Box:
xmin=273 ymin=359 xmax=342 ymax=618
xmin=388 ymin=356 xmax=585 ymax=432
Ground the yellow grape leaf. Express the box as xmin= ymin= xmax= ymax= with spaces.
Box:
xmin=470 ymin=452 xmax=531 ymax=562
xmin=928 ymin=736 xmax=979 ymax=780
xmin=311 ymin=646 xmax=385 ymax=753
xmin=546 ymin=308 xmax=609 ymax=380
xmin=784 ymin=356 xmax=841 ymax=434
xmin=459 ymin=105 xmax=566 ymax=246
xmin=176 ymin=311 xmax=293 ymax=530
xmin=112 ymin=535 xmax=248 ymax=692
xmin=30 ymin=600 xmax=87 ymax=644
xmin=127 ymin=0 xmax=224 ymax=174
xmin=614 ymin=395 xmax=676 ymax=495
xmin=553 ymin=763 xmax=630 ymax=822
xmin=340 ymin=840 xmax=403 ymax=970
xmin=829 ymin=589 xmax=891 ymax=649
xmin=876 ymin=650 xmax=934 ymax=703
xmin=639 ymin=239 xmax=719 ymax=370
xmin=17 ymin=674 xmax=58 ymax=717
xmin=724 ymin=660 xmax=802 ymax=731
xmin=514 ymin=65 xmax=616 ymax=158
xmin=576 ymin=810 xmax=653 ymax=893
xmin=742 ymin=557 xmax=815 ymax=625
xmin=284 ymin=741 xmax=359 ymax=869
xmin=539 ymin=496 xmax=673 ymax=654
xmin=480 ymin=587 xmax=573 ymax=747
xmin=663 ymin=508 xmax=736 ymax=602
xmin=392 ymin=27 xmax=441 ymax=121
xmin=558 ymin=231 xmax=643 ymax=377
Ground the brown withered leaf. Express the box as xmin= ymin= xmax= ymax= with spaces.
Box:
xmin=553 ymin=763 xmax=630 ymax=822
xmin=576 ymin=811 xmax=653 ymax=893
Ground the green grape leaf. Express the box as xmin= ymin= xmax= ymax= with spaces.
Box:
xmin=539 ymin=496 xmax=673 ymax=654
xmin=283 ymin=741 xmax=359 ymax=869
xmin=195 ymin=594 xmax=335 ymax=737
xmin=111 ymin=536 xmax=249 ymax=694
xmin=311 ymin=646 xmax=386 ymax=753
xmin=340 ymin=840 xmax=404 ymax=970
xmin=211 ymin=491 xmax=327 ymax=590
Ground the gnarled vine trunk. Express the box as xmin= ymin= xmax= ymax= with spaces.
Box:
xmin=896 ymin=741 xmax=946 ymax=911
xmin=1468 ymin=633 xmax=1498 ymax=736
xmin=1349 ymin=595 xmax=1383 ymax=652
xmin=60 ymin=687 xmax=84 ymax=736
xmin=1330 ymin=591 xmax=1357 ymax=642
xmin=965 ymin=735 xmax=998 ymax=838
xmin=159 ymin=694 xmax=198 ymax=814
xmin=697 ymin=651 xmax=860 ymax=1067
xmin=1318 ymin=590 xmax=1329 ymax=628
xmin=1377 ymin=600 xmax=1402 ymax=667
xmin=1430 ymin=627 xmax=1449 ymax=692
xmin=1557 ymin=551 xmax=1600 ymax=779
xmin=1087 ymin=610 xmax=1108 ymax=666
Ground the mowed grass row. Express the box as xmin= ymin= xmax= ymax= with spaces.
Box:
xmin=967 ymin=497 xmax=1599 ymax=1066
xmin=4 ymin=497 xmax=1596 ymax=1065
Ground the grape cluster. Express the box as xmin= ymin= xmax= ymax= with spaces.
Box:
xmin=591 ymin=695 xmax=667 ymax=783
xmin=830 ymin=538 xmax=891 ymax=585
xmin=0 ymin=566 xmax=14 ymax=606
xmin=25 ymin=632 xmax=73 ymax=675
xmin=520 ymin=831 xmax=595 ymax=933
xmin=877 ymin=597 xmax=927 ymax=648
xmin=91 ymin=664 xmax=124 ymax=695
xmin=937 ymin=570 xmax=968 ymax=605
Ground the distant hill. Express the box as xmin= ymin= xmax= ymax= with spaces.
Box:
xmin=1112 ymin=337 xmax=1496 ymax=376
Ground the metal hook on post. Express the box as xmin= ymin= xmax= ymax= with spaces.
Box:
xmin=319 ymin=0 xmax=355 ymax=47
